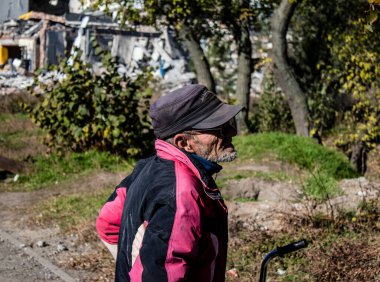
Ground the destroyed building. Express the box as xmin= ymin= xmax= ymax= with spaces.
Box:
xmin=0 ymin=0 xmax=195 ymax=91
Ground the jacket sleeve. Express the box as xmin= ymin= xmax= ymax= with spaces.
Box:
xmin=96 ymin=186 xmax=126 ymax=245
xmin=96 ymin=159 xmax=150 ymax=245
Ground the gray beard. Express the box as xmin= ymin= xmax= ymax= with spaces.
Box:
xmin=192 ymin=135 xmax=237 ymax=163
xmin=203 ymin=151 xmax=237 ymax=163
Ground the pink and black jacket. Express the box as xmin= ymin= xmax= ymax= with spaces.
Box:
xmin=96 ymin=140 xmax=228 ymax=282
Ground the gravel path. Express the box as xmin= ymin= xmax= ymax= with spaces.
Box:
xmin=0 ymin=229 xmax=75 ymax=282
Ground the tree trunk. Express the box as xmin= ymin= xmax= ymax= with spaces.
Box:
xmin=235 ymin=23 xmax=252 ymax=134
xmin=350 ymin=141 xmax=367 ymax=174
xmin=177 ymin=23 xmax=216 ymax=93
xmin=271 ymin=0 xmax=310 ymax=136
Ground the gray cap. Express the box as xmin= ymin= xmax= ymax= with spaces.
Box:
xmin=150 ymin=84 xmax=243 ymax=139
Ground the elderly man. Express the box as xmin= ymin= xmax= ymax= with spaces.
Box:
xmin=96 ymin=84 xmax=242 ymax=282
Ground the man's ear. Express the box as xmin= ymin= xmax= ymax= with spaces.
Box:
xmin=173 ymin=133 xmax=195 ymax=153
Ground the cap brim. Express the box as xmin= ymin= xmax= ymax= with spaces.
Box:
xmin=191 ymin=104 xmax=243 ymax=129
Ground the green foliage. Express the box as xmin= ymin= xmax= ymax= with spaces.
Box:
xmin=93 ymin=0 xmax=215 ymax=30
xmin=307 ymin=82 xmax=336 ymax=138
xmin=255 ymin=70 xmax=295 ymax=133
xmin=366 ymin=0 xmax=380 ymax=31
xmin=206 ymin=33 xmax=236 ymax=100
xmin=325 ymin=19 xmax=380 ymax=151
xmin=233 ymin=132 xmax=358 ymax=180
xmin=16 ymin=150 xmax=134 ymax=191
xmin=288 ymin=0 xmax=380 ymax=172
xmin=290 ymin=0 xmax=371 ymax=135
xmin=26 ymin=40 xmax=154 ymax=158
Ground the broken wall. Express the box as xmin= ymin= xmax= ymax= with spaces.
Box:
xmin=46 ymin=30 xmax=65 ymax=65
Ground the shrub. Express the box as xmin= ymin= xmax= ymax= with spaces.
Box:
xmin=304 ymin=172 xmax=341 ymax=202
xmin=255 ymin=70 xmax=295 ymax=133
xmin=26 ymin=41 xmax=155 ymax=158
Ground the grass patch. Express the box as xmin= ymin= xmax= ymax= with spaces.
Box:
xmin=233 ymin=133 xmax=359 ymax=200
xmin=34 ymin=188 xmax=113 ymax=232
xmin=0 ymin=113 xmax=30 ymax=121
xmin=303 ymin=172 xmax=342 ymax=201
xmin=0 ymin=131 xmax=26 ymax=150
xmin=0 ymin=113 xmax=41 ymax=150
xmin=13 ymin=150 xmax=134 ymax=191
xmin=233 ymin=132 xmax=358 ymax=180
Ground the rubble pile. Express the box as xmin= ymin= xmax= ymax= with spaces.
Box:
xmin=0 ymin=71 xmax=33 ymax=92
xmin=0 ymin=10 xmax=195 ymax=93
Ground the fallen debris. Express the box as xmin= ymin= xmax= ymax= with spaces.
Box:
xmin=36 ymin=240 xmax=48 ymax=248
xmin=57 ymin=242 xmax=68 ymax=252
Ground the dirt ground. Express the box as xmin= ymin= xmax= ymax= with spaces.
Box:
xmin=1 ymin=161 xmax=379 ymax=281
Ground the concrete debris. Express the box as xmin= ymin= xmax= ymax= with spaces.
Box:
xmin=57 ymin=242 xmax=68 ymax=252
xmin=36 ymin=240 xmax=48 ymax=248
xmin=0 ymin=8 xmax=195 ymax=92
xmin=225 ymin=178 xmax=261 ymax=201
xmin=0 ymin=72 xmax=33 ymax=90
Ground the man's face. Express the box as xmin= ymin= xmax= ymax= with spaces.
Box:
xmin=186 ymin=119 xmax=238 ymax=162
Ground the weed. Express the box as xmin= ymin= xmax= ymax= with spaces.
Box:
xmin=303 ymin=172 xmax=341 ymax=201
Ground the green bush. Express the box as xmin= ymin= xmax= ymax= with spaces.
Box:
xmin=254 ymin=70 xmax=295 ymax=133
xmin=26 ymin=41 xmax=154 ymax=158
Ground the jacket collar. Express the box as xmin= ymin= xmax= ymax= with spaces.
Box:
xmin=155 ymin=140 xmax=226 ymax=204
xmin=190 ymin=154 xmax=222 ymax=175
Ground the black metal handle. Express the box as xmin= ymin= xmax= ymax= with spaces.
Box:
xmin=259 ymin=239 xmax=308 ymax=282
xmin=276 ymin=239 xmax=308 ymax=257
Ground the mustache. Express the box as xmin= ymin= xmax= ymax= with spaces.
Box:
xmin=221 ymin=138 xmax=234 ymax=149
